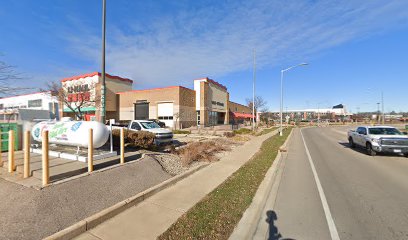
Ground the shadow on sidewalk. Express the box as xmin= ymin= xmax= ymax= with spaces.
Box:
xmin=266 ymin=210 xmax=295 ymax=240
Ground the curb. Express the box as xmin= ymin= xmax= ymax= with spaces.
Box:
xmin=43 ymin=162 xmax=208 ymax=240
xmin=229 ymin=128 xmax=294 ymax=240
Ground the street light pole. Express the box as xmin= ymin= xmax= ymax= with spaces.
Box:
xmin=279 ymin=63 xmax=308 ymax=136
xmin=252 ymin=49 xmax=256 ymax=131
xmin=100 ymin=0 xmax=106 ymax=123
xmin=381 ymin=91 xmax=385 ymax=125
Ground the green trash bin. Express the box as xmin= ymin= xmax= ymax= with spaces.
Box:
xmin=0 ymin=123 xmax=19 ymax=152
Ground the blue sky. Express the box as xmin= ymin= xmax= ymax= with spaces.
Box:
xmin=1 ymin=0 xmax=408 ymax=112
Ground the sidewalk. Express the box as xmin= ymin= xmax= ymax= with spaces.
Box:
xmin=0 ymin=150 xmax=142 ymax=188
xmin=74 ymin=129 xmax=279 ymax=240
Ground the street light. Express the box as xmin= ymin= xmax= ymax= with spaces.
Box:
xmin=280 ymin=63 xmax=308 ymax=136
xmin=101 ymin=0 xmax=106 ymax=123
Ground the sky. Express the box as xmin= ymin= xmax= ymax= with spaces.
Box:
xmin=1 ymin=0 xmax=407 ymax=113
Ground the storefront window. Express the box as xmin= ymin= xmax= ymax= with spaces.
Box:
xmin=28 ymin=99 xmax=42 ymax=108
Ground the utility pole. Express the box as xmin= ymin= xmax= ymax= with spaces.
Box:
xmin=100 ymin=0 xmax=106 ymax=123
xmin=377 ymin=102 xmax=380 ymax=124
xmin=252 ymin=49 xmax=256 ymax=131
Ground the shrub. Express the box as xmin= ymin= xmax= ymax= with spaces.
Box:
xmin=127 ymin=130 xmax=155 ymax=148
xmin=111 ymin=128 xmax=155 ymax=149
xmin=177 ymin=140 xmax=230 ymax=166
xmin=173 ymin=130 xmax=191 ymax=134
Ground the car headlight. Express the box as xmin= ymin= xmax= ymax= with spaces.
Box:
xmin=371 ymin=138 xmax=381 ymax=144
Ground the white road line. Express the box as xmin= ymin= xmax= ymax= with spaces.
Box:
xmin=300 ymin=129 xmax=341 ymax=240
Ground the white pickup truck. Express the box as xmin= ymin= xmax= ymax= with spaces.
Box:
xmin=111 ymin=120 xmax=173 ymax=145
xmin=348 ymin=126 xmax=408 ymax=157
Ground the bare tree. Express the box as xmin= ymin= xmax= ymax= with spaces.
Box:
xmin=44 ymin=81 xmax=100 ymax=120
xmin=173 ymin=109 xmax=185 ymax=129
xmin=0 ymin=59 xmax=30 ymax=97
xmin=246 ymin=95 xmax=268 ymax=114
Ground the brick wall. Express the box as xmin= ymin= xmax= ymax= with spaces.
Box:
xmin=118 ymin=86 xmax=196 ymax=129
xmin=229 ymin=101 xmax=252 ymax=114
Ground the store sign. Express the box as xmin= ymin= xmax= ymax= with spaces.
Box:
xmin=67 ymin=84 xmax=91 ymax=102
xmin=67 ymin=92 xmax=91 ymax=102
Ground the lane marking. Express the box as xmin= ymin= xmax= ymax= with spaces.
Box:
xmin=300 ymin=129 xmax=341 ymax=240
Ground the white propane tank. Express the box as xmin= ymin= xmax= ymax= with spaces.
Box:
xmin=32 ymin=121 xmax=109 ymax=148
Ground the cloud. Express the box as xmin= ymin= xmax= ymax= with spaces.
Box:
xmin=62 ymin=0 xmax=408 ymax=87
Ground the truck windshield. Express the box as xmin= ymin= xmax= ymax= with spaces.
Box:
xmin=140 ymin=122 xmax=161 ymax=129
xmin=368 ymin=128 xmax=403 ymax=135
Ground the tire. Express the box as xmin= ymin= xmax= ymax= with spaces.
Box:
xmin=348 ymin=137 xmax=356 ymax=148
xmin=404 ymin=153 xmax=408 ymax=158
xmin=366 ymin=143 xmax=376 ymax=156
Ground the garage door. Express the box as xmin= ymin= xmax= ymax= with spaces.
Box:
xmin=158 ymin=103 xmax=174 ymax=128
xmin=134 ymin=102 xmax=149 ymax=120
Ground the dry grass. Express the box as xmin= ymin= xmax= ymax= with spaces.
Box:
xmin=230 ymin=135 xmax=251 ymax=142
xmin=223 ymin=131 xmax=236 ymax=138
xmin=177 ymin=140 xmax=231 ymax=166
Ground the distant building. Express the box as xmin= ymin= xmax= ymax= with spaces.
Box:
xmin=269 ymin=104 xmax=351 ymax=121
xmin=0 ymin=91 xmax=59 ymax=121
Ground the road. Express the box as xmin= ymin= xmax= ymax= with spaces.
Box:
xmin=253 ymin=126 xmax=408 ymax=240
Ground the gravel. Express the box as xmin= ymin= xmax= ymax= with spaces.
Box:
xmin=148 ymin=153 xmax=187 ymax=176
xmin=0 ymin=156 xmax=171 ymax=240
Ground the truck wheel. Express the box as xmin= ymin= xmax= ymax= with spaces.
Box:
xmin=366 ymin=143 xmax=376 ymax=156
xmin=404 ymin=153 xmax=408 ymax=158
xmin=348 ymin=137 xmax=356 ymax=148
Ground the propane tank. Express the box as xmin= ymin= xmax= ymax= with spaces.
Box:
xmin=32 ymin=121 xmax=109 ymax=148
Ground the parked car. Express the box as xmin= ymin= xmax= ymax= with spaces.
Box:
xmin=148 ymin=119 xmax=166 ymax=128
xmin=112 ymin=120 xmax=173 ymax=145
xmin=347 ymin=126 xmax=408 ymax=157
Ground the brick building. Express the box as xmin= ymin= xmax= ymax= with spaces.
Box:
xmin=118 ymin=86 xmax=196 ymax=128
xmin=58 ymin=72 xmax=252 ymax=128
xmin=228 ymin=101 xmax=253 ymax=124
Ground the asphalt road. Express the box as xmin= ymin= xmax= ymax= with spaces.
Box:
xmin=253 ymin=126 xmax=408 ymax=240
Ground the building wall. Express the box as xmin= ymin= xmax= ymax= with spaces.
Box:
xmin=105 ymin=77 xmax=132 ymax=120
xmin=118 ymin=86 xmax=196 ymax=128
xmin=105 ymin=77 xmax=132 ymax=111
xmin=229 ymin=101 xmax=252 ymax=114
xmin=0 ymin=92 xmax=59 ymax=120
xmin=178 ymin=87 xmax=196 ymax=128
xmin=207 ymin=82 xmax=228 ymax=112
xmin=195 ymin=78 xmax=229 ymax=126
xmin=199 ymin=81 xmax=209 ymax=126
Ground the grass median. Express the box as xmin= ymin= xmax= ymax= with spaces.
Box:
xmin=159 ymin=127 xmax=293 ymax=240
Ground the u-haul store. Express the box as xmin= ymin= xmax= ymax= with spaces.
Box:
xmin=60 ymin=72 xmax=133 ymax=121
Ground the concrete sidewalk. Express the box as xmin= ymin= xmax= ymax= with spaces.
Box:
xmin=74 ymin=129 xmax=279 ymax=240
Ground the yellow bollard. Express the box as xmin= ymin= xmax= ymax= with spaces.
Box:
xmin=8 ymin=130 xmax=15 ymax=173
xmin=120 ymin=128 xmax=125 ymax=165
xmin=24 ymin=131 xmax=31 ymax=178
xmin=88 ymin=128 xmax=93 ymax=173
xmin=42 ymin=130 xmax=49 ymax=186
